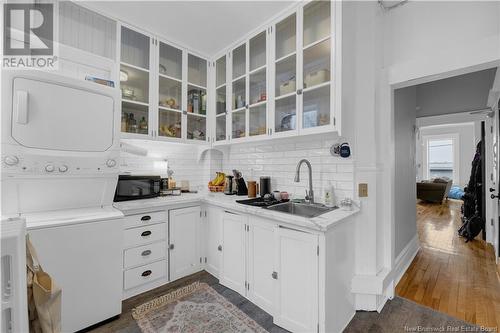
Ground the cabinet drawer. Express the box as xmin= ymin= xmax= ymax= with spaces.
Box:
xmin=124 ymin=241 xmax=167 ymax=269
xmin=124 ymin=260 xmax=167 ymax=290
xmin=124 ymin=223 xmax=166 ymax=248
xmin=124 ymin=211 xmax=167 ymax=229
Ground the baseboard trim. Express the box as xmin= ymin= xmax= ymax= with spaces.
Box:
xmin=351 ymin=235 xmax=419 ymax=311
xmin=392 ymin=234 xmax=420 ymax=288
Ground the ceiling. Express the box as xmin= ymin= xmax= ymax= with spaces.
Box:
xmin=85 ymin=1 xmax=296 ymax=57
xmin=415 ymin=68 xmax=497 ymax=118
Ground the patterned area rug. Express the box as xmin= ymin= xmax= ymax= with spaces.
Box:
xmin=132 ymin=281 xmax=268 ymax=333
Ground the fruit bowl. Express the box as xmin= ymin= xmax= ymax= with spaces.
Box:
xmin=208 ymin=172 xmax=226 ymax=192
xmin=208 ymin=184 xmax=225 ymax=192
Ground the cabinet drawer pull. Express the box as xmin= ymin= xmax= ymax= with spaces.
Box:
xmin=169 ymin=244 xmax=174 ymax=250
xmin=141 ymin=270 xmax=152 ymax=277
xmin=141 ymin=250 xmax=152 ymax=256
xmin=141 ymin=215 xmax=151 ymax=221
xmin=217 ymin=245 xmax=222 ymax=252
xmin=141 ymin=230 xmax=152 ymax=237
xmin=272 ymin=271 xmax=278 ymax=280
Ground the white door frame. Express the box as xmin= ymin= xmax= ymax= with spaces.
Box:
xmin=422 ymin=133 xmax=460 ymax=185
xmin=383 ymin=60 xmax=500 ymax=300
xmin=485 ymin=68 xmax=500 ymax=261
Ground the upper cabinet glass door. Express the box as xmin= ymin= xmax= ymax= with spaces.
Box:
xmin=158 ymin=42 xmax=183 ymax=139
xmin=302 ymin=0 xmax=331 ymax=129
xmin=120 ymin=26 xmax=150 ymax=136
xmin=215 ymin=55 xmax=227 ymax=142
xmin=275 ymin=13 xmax=297 ymax=134
xmin=187 ymin=54 xmax=207 ymax=141
xmin=249 ymin=31 xmax=267 ymax=137
xmin=232 ymin=43 xmax=247 ymax=139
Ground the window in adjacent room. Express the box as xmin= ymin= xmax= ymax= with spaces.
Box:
xmin=426 ymin=138 xmax=456 ymax=182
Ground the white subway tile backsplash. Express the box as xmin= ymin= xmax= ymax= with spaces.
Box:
xmin=119 ymin=134 xmax=354 ymax=203
xmin=120 ymin=140 xmax=217 ymax=191
xmin=218 ymin=133 xmax=355 ymax=203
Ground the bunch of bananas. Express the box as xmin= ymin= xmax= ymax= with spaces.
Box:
xmin=209 ymin=172 xmax=226 ymax=186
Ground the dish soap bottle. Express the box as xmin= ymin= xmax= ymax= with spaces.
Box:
xmin=324 ymin=181 xmax=336 ymax=208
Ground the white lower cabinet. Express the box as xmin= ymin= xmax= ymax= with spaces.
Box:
xmin=247 ymin=217 xmax=275 ymax=315
xmin=124 ymin=260 xmax=167 ymax=290
xmin=205 ymin=206 xmax=223 ymax=277
xmin=122 ymin=210 xmax=169 ymax=299
xmin=118 ymin=204 xmax=353 ymax=333
xmin=274 ymin=226 xmax=319 ymax=333
xmin=169 ymin=206 xmax=202 ymax=281
xmin=220 ymin=211 xmax=247 ymax=295
xmin=218 ymin=210 xmax=318 ymax=333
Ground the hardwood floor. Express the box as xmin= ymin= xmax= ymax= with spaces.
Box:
xmin=396 ymin=199 xmax=500 ymax=329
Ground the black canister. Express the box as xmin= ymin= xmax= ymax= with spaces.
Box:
xmin=259 ymin=176 xmax=271 ymax=197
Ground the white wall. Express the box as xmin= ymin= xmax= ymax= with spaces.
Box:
xmin=416 ymin=123 xmax=477 ymax=188
xmin=217 ymin=133 xmax=354 ymax=203
xmin=383 ymin=1 xmax=500 ymax=84
xmin=394 ymin=86 xmax=417 ymax=259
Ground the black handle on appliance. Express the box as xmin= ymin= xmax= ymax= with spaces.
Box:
xmin=141 ymin=230 xmax=152 ymax=237
xmin=141 ymin=270 xmax=152 ymax=277
xmin=141 ymin=250 xmax=152 ymax=256
xmin=141 ymin=215 xmax=151 ymax=221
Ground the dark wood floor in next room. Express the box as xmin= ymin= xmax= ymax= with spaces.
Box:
xmin=396 ymin=199 xmax=500 ymax=329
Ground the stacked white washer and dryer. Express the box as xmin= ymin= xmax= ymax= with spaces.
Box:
xmin=1 ymin=70 xmax=124 ymax=332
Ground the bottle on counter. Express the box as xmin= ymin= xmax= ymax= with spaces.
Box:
xmin=324 ymin=181 xmax=336 ymax=208
xmin=168 ymin=177 xmax=176 ymax=189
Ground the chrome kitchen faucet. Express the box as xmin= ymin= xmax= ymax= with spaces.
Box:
xmin=294 ymin=159 xmax=314 ymax=204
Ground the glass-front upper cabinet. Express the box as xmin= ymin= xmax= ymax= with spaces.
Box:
xmin=120 ymin=26 xmax=151 ymax=136
xmin=158 ymin=42 xmax=183 ymax=139
xmin=301 ymin=0 xmax=332 ymax=130
xmin=248 ymin=31 xmax=267 ymax=137
xmin=231 ymin=43 xmax=247 ymax=140
xmin=215 ymin=55 xmax=227 ymax=142
xmin=274 ymin=13 xmax=298 ymax=135
xmin=187 ymin=54 xmax=208 ymax=141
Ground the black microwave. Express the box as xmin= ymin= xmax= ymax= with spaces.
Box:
xmin=114 ymin=175 xmax=161 ymax=202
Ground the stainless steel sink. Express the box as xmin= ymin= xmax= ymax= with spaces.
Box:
xmin=265 ymin=202 xmax=337 ymax=218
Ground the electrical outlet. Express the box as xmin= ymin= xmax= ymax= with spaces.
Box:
xmin=359 ymin=183 xmax=368 ymax=197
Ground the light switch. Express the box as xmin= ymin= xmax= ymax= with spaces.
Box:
xmin=359 ymin=183 xmax=368 ymax=197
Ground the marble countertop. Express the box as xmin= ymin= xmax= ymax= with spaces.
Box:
xmin=113 ymin=192 xmax=359 ymax=232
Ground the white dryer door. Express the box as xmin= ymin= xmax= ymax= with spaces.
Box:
xmin=11 ymin=78 xmax=114 ymax=152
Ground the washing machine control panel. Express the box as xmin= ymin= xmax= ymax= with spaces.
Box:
xmin=1 ymin=149 xmax=119 ymax=176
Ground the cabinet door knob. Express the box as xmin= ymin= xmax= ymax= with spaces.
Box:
xmin=217 ymin=245 xmax=222 ymax=252
xmin=141 ymin=270 xmax=152 ymax=277
xmin=141 ymin=215 xmax=151 ymax=221
xmin=169 ymin=244 xmax=175 ymax=250
xmin=271 ymin=271 xmax=278 ymax=280
xmin=141 ymin=230 xmax=152 ymax=237
xmin=141 ymin=250 xmax=152 ymax=256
